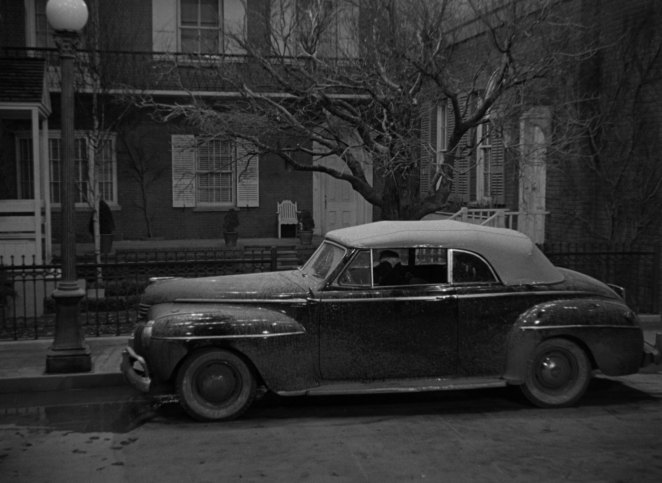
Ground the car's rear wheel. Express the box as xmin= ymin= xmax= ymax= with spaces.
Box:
xmin=520 ymin=338 xmax=591 ymax=408
xmin=176 ymin=348 xmax=256 ymax=421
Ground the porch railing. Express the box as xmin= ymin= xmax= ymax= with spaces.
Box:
xmin=446 ymin=207 xmax=548 ymax=244
xmin=0 ymin=46 xmax=366 ymax=95
xmin=448 ymin=207 xmax=520 ymax=230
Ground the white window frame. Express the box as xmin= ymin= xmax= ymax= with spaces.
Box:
xmin=179 ymin=0 xmax=223 ymax=54
xmin=195 ymin=138 xmax=236 ymax=207
xmin=16 ymin=131 xmax=118 ymax=208
xmin=171 ymin=135 xmax=259 ymax=209
xmin=24 ymin=0 xmax=55 ymax=48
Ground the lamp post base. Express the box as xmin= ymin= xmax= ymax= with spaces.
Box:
xmin=46 ymin=346 xmax=92 ymax=373
xmin=46 ymin=281 xmax=92 ymax=374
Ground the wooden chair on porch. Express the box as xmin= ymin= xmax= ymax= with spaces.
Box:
xmin=277 ymin=200 xmax=299 ymax=238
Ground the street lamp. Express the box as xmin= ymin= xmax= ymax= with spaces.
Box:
xmin=45 ymin=0 xmax=91 ymax=373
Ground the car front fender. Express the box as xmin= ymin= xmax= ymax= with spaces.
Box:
xmin=144 ymin=303 xmax=308 ymax=385
xmin=503 ymin=298 xmax=643 ymax=383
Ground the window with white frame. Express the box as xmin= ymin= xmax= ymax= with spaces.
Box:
xmin=153 ymin=0 xmax=246 ymax=54
xmin=294 ymin=0 xmax=359 ymax=58
xmin=196 ymin=139 xmax=234 ymax=204
xmin=180 ymin=0 xmax=221 ymax=53
xmin=16 ymin=132 xmax=117 ymax=206
xmin=419 ymin=99 xmax=504 ymax=205
xmin=171 ymin=135 xmax=259 ymax=208
xmin=22 ymin=0 xmax=55 ymax=48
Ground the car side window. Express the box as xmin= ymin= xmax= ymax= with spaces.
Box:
xmin=408 ymin=248 xmax=448 ymax=284
xmin=451 ymin=250 xmax=497 ymax=284
xmin=372 ymin=248 xmax=411 ymax=286
xmin=337 ymin=250 xmax=372 ymax=287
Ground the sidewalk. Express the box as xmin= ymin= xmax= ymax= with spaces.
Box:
xmin=0 ymin=336 xmax=127 ymax=394
xmin=1 ymin=316 xmax=660 ymax=395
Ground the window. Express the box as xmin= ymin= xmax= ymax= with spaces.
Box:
xmin=153 ymin=0 xmax=246 ymax=54
xmin=302 ymin=241 xmax=346 ymax=280
xmin=171 ymin=135 xmax=259 ymax=208
xmin=24 ymin=0 xmax=55 ymax=48
xmin=16 ymin=133 xmax=117 ymax=207
xmin=196 ymin=140 xmax=234 ymax=204
xmin=419 ymin=99 xmax=504 ymax=205
xmin=337 ymin=247 xmax=451 ymax=287
xmin=409 ymin=248 xmax=447 ymax=284
xmin=451 ymin=250 xmax=497 ymax=284
xmin=180 ymin=0 xmax=221 ymax=53
xmin=337 ymin=250 xmax=372 ymax=286
xmin=283 ymin=0 xmax=358 ymax=58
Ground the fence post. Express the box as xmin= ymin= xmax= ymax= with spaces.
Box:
xmin=270 ymin=246 xmax=278 ymax=271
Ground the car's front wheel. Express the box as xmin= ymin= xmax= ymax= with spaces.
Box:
xmin=176 ymin=348 xmax=257 ymax=421
xmin=520 ymin=338 xmax=591 ymax=408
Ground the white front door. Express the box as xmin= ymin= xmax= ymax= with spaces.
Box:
xmin=323 ymin=166 xmax=357 ymax=232
xmin=313 ymin=142 xmax=373 ymax=235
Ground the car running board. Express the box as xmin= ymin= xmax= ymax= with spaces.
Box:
xmin=276 ymin=377 xmax=508 ymax=397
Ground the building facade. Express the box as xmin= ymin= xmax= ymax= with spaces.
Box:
xmin=1 ymin=0 xmax=661 ymax=263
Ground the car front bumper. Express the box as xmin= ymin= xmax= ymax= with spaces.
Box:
xmin=120 ymin=345 xmax=151 ymax=393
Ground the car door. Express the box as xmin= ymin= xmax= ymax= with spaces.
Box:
xmin=317 ymin=248 xmax=458 ymax=381
xmin=451 ymin=249 xmax=535 ymax=377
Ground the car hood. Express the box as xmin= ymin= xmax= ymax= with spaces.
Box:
xmin=141 ymin=270 xmax=315 ymax=305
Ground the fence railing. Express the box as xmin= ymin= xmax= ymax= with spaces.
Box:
xmin=0 ymin=245 xmax=315 ymax=340
xmin=539 ymin=243 xmax=660 ymax=315
xmin=1 ymin=243 xmax=658 ymax=340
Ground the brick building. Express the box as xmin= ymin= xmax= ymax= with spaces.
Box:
xmin=1 ymin=0 xmax=661 ymax=263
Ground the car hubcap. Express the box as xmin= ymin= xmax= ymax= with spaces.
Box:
xmin=195 ymin=362 xmax=239 ymax=404
xmin=536 ymin=351 xmax=575 ymax=390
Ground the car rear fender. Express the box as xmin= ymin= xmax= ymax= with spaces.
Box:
xmin=503 ymin=298 xmax=643 ymax=383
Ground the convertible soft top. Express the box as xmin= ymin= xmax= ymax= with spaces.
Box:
xmin=325 ymin=220 xmax=564 ymax=286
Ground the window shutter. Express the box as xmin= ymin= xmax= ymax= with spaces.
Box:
xmin=419 ymin=102 xmax=433 ymax=199
xmin=171 ymin=135 xmax=196 ymax=208
xmin=490 ymin=129 xmax=505 ymax=205
xmin=236 ymin=141 xmax=259 ymax=207
xmin=450 ymin=95 xmax=472 ymax=202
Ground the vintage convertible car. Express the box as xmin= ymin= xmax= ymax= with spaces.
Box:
xmin=121 ymin=220 xmax=661 ymax=421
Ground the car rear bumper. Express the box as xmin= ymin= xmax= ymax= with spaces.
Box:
xmin=120 ymin=345 xmax=151 ymax=393
xmin=642 ymin=332 xmax=662 ymax=367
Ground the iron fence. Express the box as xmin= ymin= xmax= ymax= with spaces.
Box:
xmin=0 ymin=246 xmax=314 ymax=340
xmin=540 ymin=243 xmax=660 ymax=314
xmin=1 ymin=243 xmax=658 ymax=340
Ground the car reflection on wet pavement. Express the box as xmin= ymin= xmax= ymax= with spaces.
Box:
xmin=0 ymin=387 xmax=156 ymax=433
xmin=2 ymin=375 xmax=658 ymax=435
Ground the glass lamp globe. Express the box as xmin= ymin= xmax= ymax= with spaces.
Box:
xmin=46 ymin=0 xmax=88 ymax=32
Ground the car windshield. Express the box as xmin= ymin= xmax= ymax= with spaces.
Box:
xmin=301 ymin=241 xmax=347 ymax=280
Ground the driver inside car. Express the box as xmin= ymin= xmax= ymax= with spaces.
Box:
xmin=373 ymin=250 xmax=410 ymax=286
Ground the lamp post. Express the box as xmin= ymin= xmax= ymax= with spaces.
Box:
xmin=45 ymin=0 xmax=91 ymax=373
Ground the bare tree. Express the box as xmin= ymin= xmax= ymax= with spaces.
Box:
xmin=119 ymin=123 xmax=168 ymax=239
xmin=77 ymin=0 xmax=141 ymax=258
xmin=141 ymin=0 xmax=587 ymax=220
xmin=550 ymin=2 xmax=662 ymax=243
